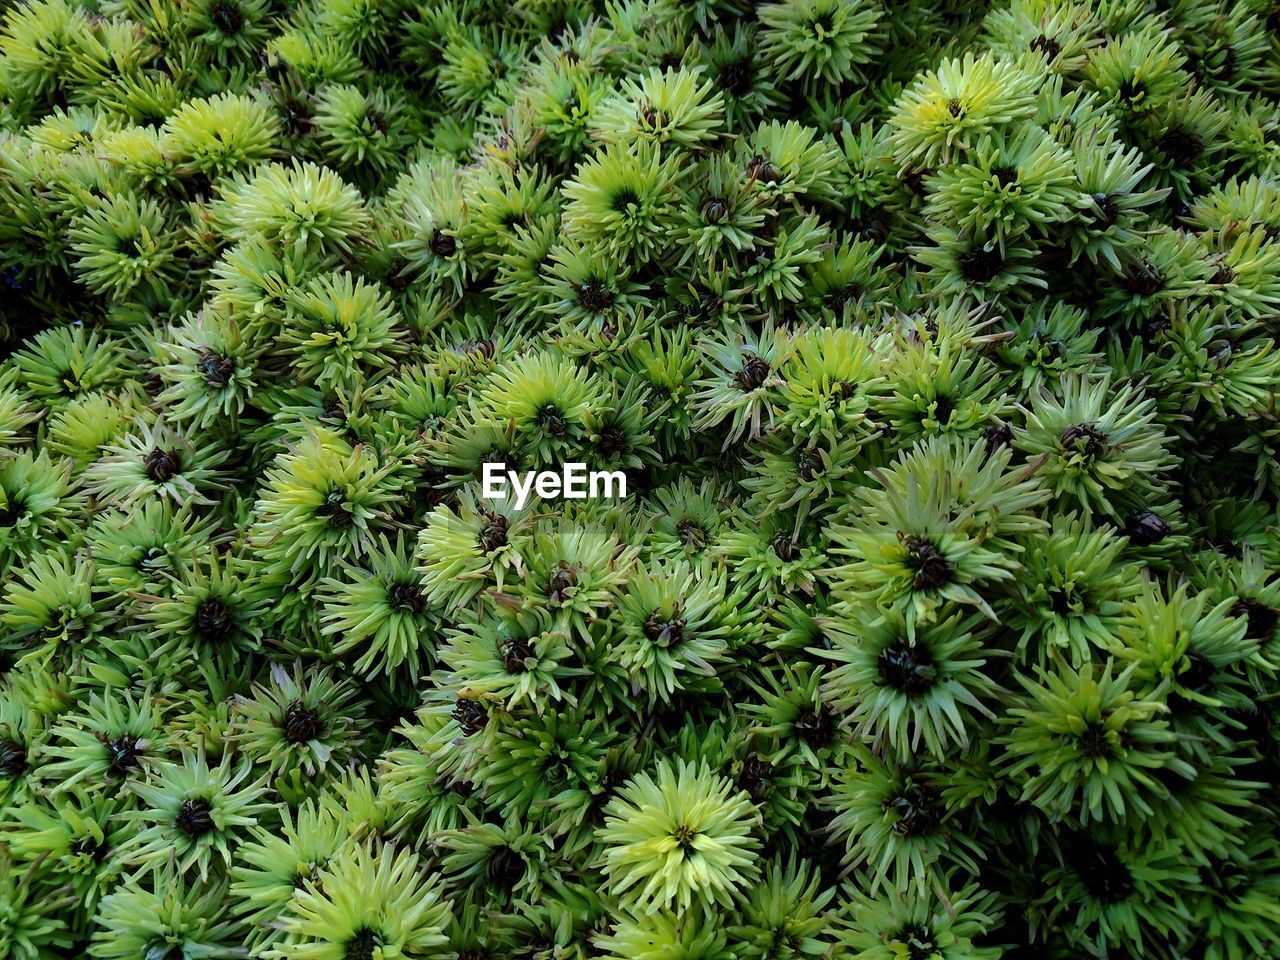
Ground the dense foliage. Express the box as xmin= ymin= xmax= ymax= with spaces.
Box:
xmin=1 ymin=0 xmax=1280 ymax=956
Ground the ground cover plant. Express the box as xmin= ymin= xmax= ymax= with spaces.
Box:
xmin=1 ymin=0 xmax=1280 ymax=956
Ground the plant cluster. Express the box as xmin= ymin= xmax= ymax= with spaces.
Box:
xmin=1 ymin=0 xmax=1280 ymax=956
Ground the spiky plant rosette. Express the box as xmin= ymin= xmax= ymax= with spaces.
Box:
xmin=597 ymin=757 xmax=761 ymax=916
xmin=1 ymin=0 xmax=1279 ymax=954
